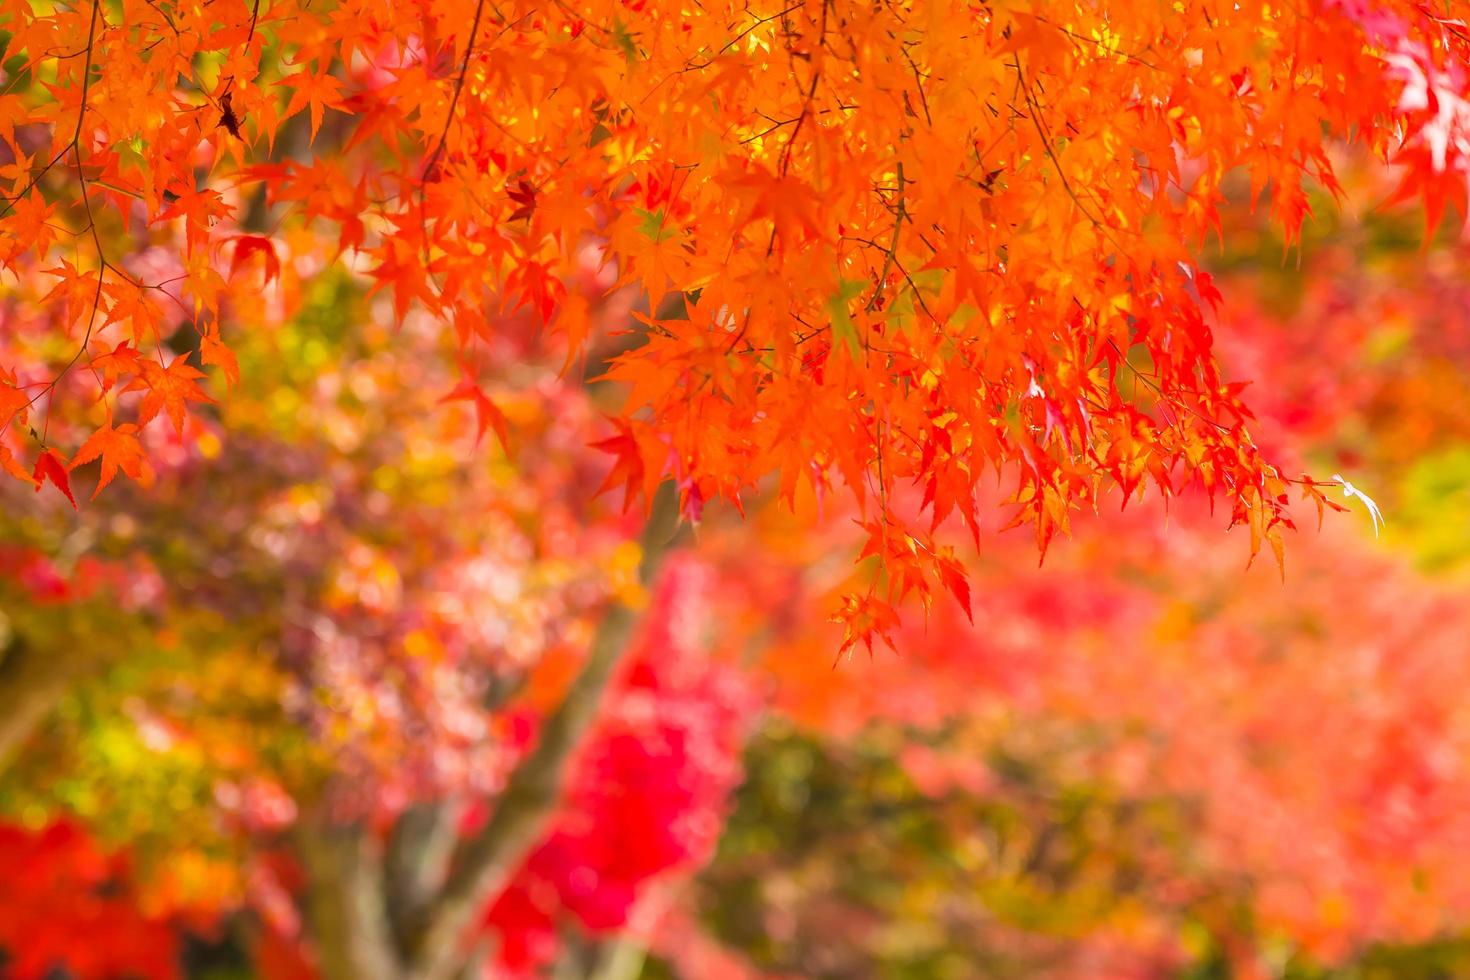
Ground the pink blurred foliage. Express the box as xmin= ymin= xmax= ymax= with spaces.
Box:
xmin=481 ymin=557 xmax=759 ymax=976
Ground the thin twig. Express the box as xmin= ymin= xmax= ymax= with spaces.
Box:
xmin=867 ymin=162 xmax=906 ymax=312
xmin=27 ymin=0 xmax=105 ymax=432
xmin=418 ymin=0 xmax=488 ymax=262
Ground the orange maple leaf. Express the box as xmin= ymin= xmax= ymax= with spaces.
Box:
xmin=101 ymin=281 xmax=166 ymax=346
xmin=155 ymin=184 xmax=231 ymax=255
xmin=935 ymin=549 xmax=973 ymax=623
xmin=439 ymin=379 xmax=509 ymax=450
xmin=200 ymin=333 xmax=240 ymax=387
xmin=70 ymin=421 xmax=147 ymax=497
xmin=278 ymin=68 xmax=345 ymax=142
xmin=89 ymin=341 xmax=142 ymax=394
xmin=128 ymin=357 xmax=215 ymax=434
xmin=0 ymin=381 xmax=28 ymax=427
xmin=726 ymin=168 xmax=824 ymax=245
xmin=0 ymin=441 xmax=33 ymax=485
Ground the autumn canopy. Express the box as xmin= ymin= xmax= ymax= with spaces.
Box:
xmin=2 ymin=0 xmax=1464 ymax=644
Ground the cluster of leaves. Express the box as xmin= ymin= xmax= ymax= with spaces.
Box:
xmin=5 ymin=0 xmax=1470 ymax=650
xmin=1205 ymin=164 xmax=1470 ymax=573
xmin=674 ymin=158 xmax=1470 ymax=978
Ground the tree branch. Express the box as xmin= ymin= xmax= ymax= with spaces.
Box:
xmin=404 ymin=483 xmax=684 ymax=980
xmin=385 ymin=799 xmax=461 ymax=950
xmin=867 ymin=161 xmax=906 ymax=313
xmin=587 ymin=936 xmax=648 ymax=980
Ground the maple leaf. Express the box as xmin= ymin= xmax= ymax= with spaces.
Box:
xmin=155 ymin=184 xmax=231 ymax=255
xmin=0 ymin=381 xmax=28 ymax=427
xmin=0 ymin=441 xmax=33 ymax=484
xmin=200 ymin=333 xmax=241 ymax=387
xmin=217 ymin=90 xmax=244 ymax=140
xmin=726 ymin=169 xmax=824 ymax=244
xmin=831 ymin=592 xmax=900 ymax=656
xmin=127 ymin=357 xmax=215 ymax=435
xmin=0 ymin=94 xmax=23 ymax=155
xmin=935 ymin=549 xmax=973 ymax=623
xmin=554 ymin=291 xmax=592 ymax=375
xmin=278 ymin=68 xmax=345 ymax=142
xmin=505 ymin=260 xmax=566 ymax=324
xmin=100 ymin=281 xmax=166 ymax=346
xmin=440 ymin=379 xmax=509 ymax=450
xmin=506 ymin=179 xmax=538 ymax=222
xmin=606 ymin=209 xmax=697 ymax=312
xmin=591 ymin=419 xmax=646 ymax=512
xmin=826 ymin=278 xmax=868 ymax=358
xmin=183 ymin=249 xmax=228 ymax=320
xmin=89 ymin=341 xmax=142 ymax=394
xmin=5 ymin=189 xmax=57 ymax=260
xmin=40 ymin=259 xmax=102 ymax=329
xmin=70 ymin=421 xmax=146 ymax=498
xmin=32 ymin=448 xmax=75 ymax=508
xmin=229 ymin=235 xmax=282 ymax=286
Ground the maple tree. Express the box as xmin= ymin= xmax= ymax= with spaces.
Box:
xmin=6 ymin=0 xmax=1470 ymax=977
xmin=11 ymin=183 xmax=1470 ymax=978
xmin=0 ymin=270 xmax=771 ymax=980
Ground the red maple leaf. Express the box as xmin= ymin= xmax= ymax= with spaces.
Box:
xmin=32 ymin=448 xmax=75 ymax=508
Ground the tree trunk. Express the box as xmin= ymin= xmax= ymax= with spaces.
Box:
xmin=298 ymin=821 xmax=404 ymax=980
xmin=403 ymin=484 xmax=682 ymax=980
xmin=295 ymin=485 xmax=684 ymax=980
xmin=0 ymin=633 xmax=74 ymax=775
